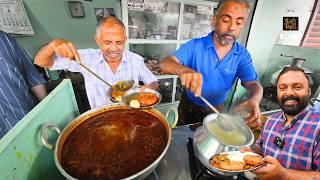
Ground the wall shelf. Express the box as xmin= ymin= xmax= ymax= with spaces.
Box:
xmin=121 ymin=0 xmax=218 ymax=107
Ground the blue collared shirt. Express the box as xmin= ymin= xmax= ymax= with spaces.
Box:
xmin=51 ymin=49 xmax=157 ymax=108
xmin=0 ymin=31 xmax=46 ymax=138
xmin=173 ymin=31 xmax=258 ymax=106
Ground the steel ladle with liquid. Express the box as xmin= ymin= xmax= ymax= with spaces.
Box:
xmin=199 ymin=95 xmax=236 ymax=132
xmin=79 ymin=63 xmax=134 ymax=91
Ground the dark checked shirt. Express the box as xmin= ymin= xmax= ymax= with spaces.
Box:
xmin=0 ymin=31 xmax=46 ymax=138
xmin=256 ymin=106 xmax=320 ymax=170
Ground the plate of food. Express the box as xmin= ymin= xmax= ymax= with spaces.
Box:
xmin=122 ymin=87 xmax=162 ymax=108
xmin=209 ymin=151 xmax=264 ymax=173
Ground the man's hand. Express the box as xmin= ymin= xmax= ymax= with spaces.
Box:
xmin=240 ymin=147 xmax=254 ymax=153
xmin=240 ymin=146 xmax=263 ymax=156
xmin=179 ymin=68 xmax=203 ymax=97
xmin=49 ymin=39 xmax=80 ymax=62
xmin=252 ymin=155 xmax=286 ymax=180
xmin=159 ymin=56 xmax=203 ymax=96
xmin=140 ymin=81 xmax=158 ymax=91
xmin=234 ymin=98 xmax=261 ymax=130
xmin=34 ymin=38 xmax=80 ymax=68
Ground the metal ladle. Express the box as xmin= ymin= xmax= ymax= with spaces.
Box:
xmin=199 ymin=95 xmax=235 ymax=132
xmin=79 ymin=63 xmax=134 ymax=91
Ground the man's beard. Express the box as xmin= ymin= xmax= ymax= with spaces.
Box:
xmin=215 ymin=31 xmax=236 ymax=46
xmin=278 ymin=95 xmax=309 ymax=116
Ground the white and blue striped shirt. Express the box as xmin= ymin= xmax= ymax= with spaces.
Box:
xmin=51 ymin=49 xmax=157 ymax=108
xmin=0 ymin=31 xmax=46 ymax=138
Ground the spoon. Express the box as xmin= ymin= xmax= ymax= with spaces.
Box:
xmin=199 ymin=95 xmax=235 ymax=132
xmin=114 ymin=79 xmax=135 ymax=91
xmin=78 ymin=63 xmax=134 ymax=91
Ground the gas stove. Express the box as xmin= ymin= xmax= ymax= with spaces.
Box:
xmin=187 ymin=138 xmax=249 ymax=180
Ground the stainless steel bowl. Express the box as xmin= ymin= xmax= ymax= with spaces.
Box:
xmin=122 ymin=87 xmax=162 ymax=109
xmin=193 ymin=113 xmax=254 ymax=175
xmin=107 ymin=87 xmax=120 ymax=103
xmin=108 ymin=84 xmax=139 ymax=103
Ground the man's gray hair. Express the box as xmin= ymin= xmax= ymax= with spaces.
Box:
xmin=96 ymin=16 xmax=126 ymax=36
xmin=215 ymin=0 xmax=251 ymax=15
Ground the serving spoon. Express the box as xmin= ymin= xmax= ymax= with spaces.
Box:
xmin=78 ymin=63 xmax=134 ymax=91
xmin=199 ymin=95 xmax=235 ymax=132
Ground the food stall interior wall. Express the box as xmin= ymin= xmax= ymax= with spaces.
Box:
xmin=14 ymin=0 xmax=117 ymax=58
xmin=10 ymin=0 xmax=320 ymax=112
xmin=230 ymin=0 xmax=320 ymax=111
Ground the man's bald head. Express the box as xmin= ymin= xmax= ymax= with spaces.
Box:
xmin=96 ymin=16 xmax=126 ymax=36
xmin=215 ymin=0 xmax=250 ymax=16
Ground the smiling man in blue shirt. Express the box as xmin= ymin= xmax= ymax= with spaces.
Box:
xmin=160 ymin=0 xmax=263 ymax=129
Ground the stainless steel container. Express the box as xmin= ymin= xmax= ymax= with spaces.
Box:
xmin=193 ymin=113 xmax=254 ymax=175
xmin=40 ymin=104 xmax=172 ymax=180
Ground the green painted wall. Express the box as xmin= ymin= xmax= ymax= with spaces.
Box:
xmin=231 ymin=0 xmax=320 ymax=105
xmin=261 ymin=45 xmax=320 ymax=94
xmin=248 ymin=0 xmax=320 ymax=95
xmin=15 ymin=0 xmax=117 ymax=58
xmin=12 ymin=0 xmax=320 ymax=105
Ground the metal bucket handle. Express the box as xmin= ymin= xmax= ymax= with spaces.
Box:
xmin=40 ymin=123 xmax=61 ymax=150
xmin=311 ymin=98 xmax=320 ymax=104
xmin=165 ymin=107 xmax=178 ymax=128
xmin=311 ymin=98 xmax=320 ymax=111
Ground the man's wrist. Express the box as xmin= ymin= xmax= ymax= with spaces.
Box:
xmin=177 ymin=66 xmax=192 ymax=76
xmin=248 ymin=96 xmax=260 ymax=105
xmin=279 ymin=167 xmax=288 ymax=180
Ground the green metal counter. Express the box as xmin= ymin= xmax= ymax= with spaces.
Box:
xmin=0 ymin=79 xmax=80 ymax=180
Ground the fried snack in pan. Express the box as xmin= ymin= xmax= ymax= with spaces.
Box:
xmin=243 ymin=155 xmax=263 ymax=166
xmin=209 ymin=154 xmax=245 ymax=171
xmin=137 ymin=93 xmax=158 ymax=106
xmin=209 ymin=152 xmax=263 ymax=172
xmin=219 ymin=161 xmax=245 ymax=171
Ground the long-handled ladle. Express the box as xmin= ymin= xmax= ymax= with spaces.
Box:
xmin=199 ymin=95 xmax=235 ymax=132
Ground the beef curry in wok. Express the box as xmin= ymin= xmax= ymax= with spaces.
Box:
xmin=60 ymin=109 xmax=168 ymax=179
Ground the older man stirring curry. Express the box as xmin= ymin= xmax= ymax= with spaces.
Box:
xmin=35 ymin=16 xmax=158 ymax=109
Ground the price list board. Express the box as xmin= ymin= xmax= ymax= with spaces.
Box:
xmin=0 ymin=0 xmax=34 ymax=35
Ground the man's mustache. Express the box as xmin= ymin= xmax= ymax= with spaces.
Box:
xmin=281 ymin=96 xmax=300 ymax=104
xmin=107 ymin=51 xmax=121 ymax=54
xmin=222 ymin=32 xmax=236 ymax=39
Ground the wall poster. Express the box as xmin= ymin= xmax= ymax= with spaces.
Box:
xmin=0 ymin=0 xmax=34 ymax=35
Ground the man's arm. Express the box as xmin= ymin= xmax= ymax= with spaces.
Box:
xmin=160 ymin=56 xmax=189 ymax=75
xmin=34 ymin=39 xmax=80 ymax=68
xmin=240 ymin=147 xmax=263 ymax=157
xmin=160 ymin=56 xmax=202 ymax=96
xmin=34 ymin=44 xmax=55 ymax=68
xmin=253 ymin=156 xmax=320 ymax=180
xmin=243 ymin=81 xmax=263 ymax=103
xmin=235 ymin=81 xmax=263 ymax=130
xmin=31 ymin=84 xmax=47 ymax=101
xmin=282 ymin=169 xmax=320 ymax=180
xmin=144 ymin=81 xmax=158 ymax=90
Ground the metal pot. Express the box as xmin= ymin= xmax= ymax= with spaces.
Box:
xmin=40 ymin=104 xmax=173 ymax=180
xmin=193 ymin=113 xmax=254 ymax=175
